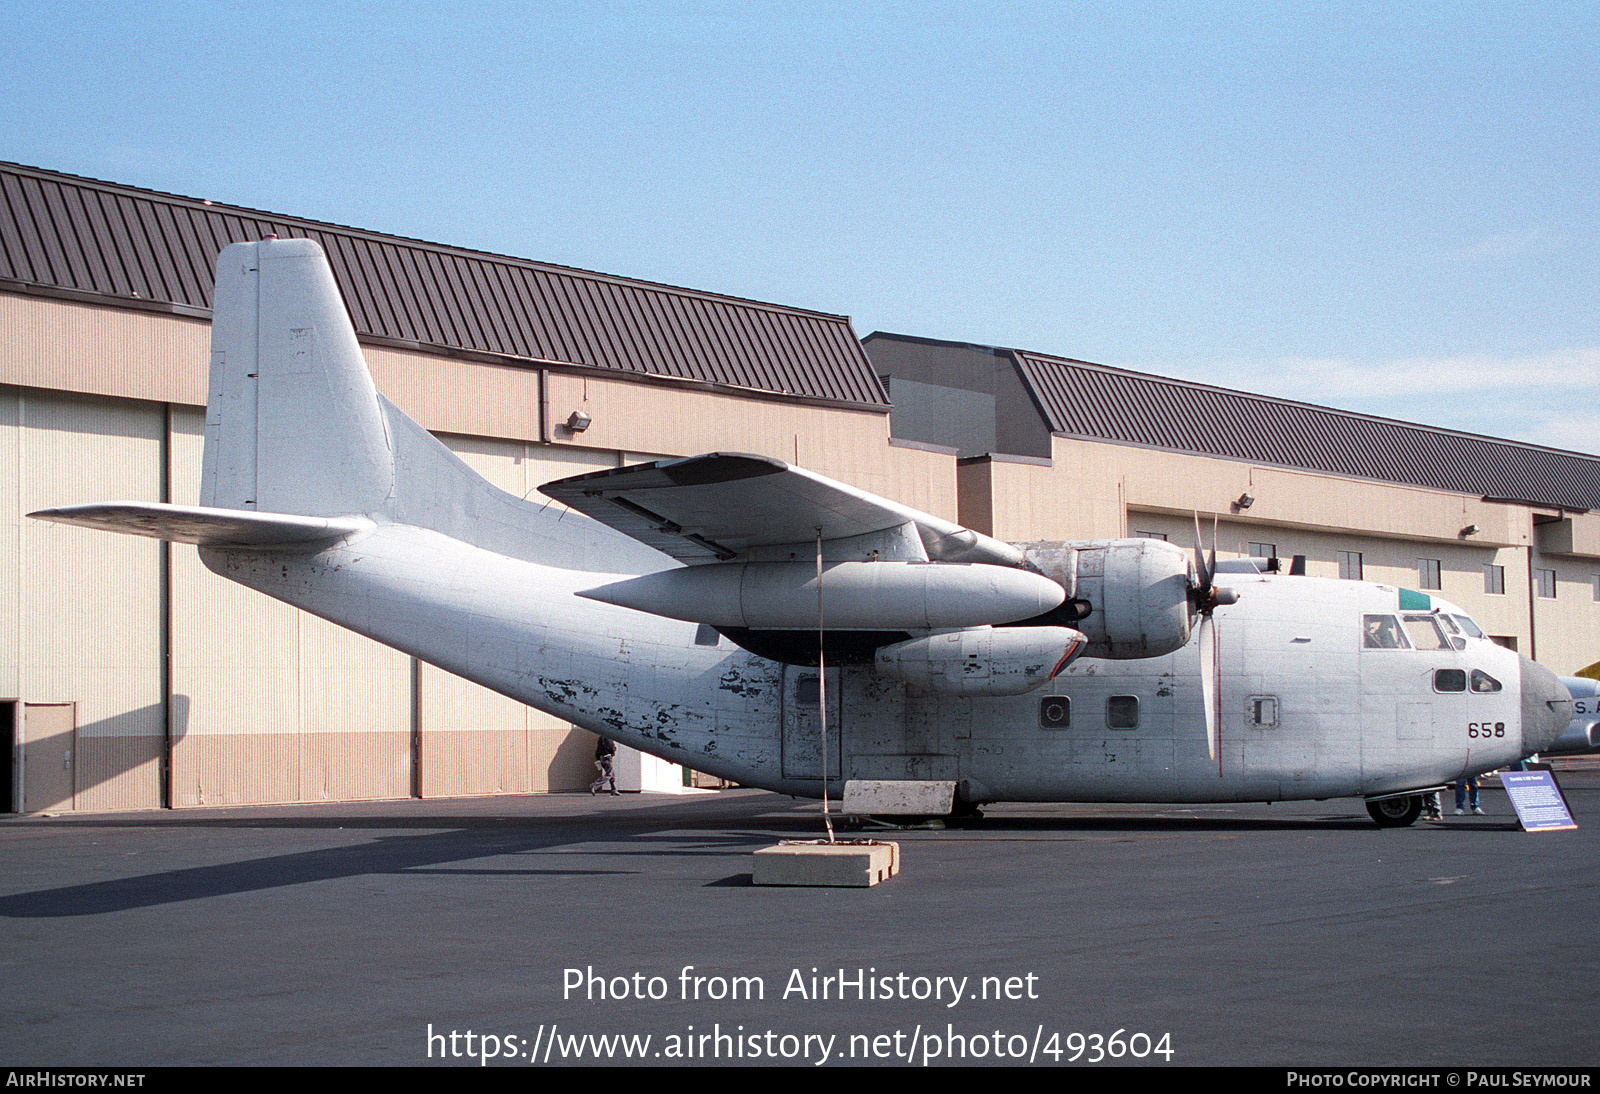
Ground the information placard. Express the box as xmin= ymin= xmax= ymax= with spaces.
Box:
xmin=1501 ymin=770 xmax=1577 ymax=832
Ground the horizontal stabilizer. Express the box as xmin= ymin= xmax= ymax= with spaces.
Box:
xmin=29 ymin=502 xmax=373 ymax=549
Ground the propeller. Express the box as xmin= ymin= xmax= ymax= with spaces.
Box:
xmin=1191 ymin=514 xmax=1239 ymax=765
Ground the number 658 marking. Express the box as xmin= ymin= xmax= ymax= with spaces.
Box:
xmin=1467 ymin=722 xmax=1506 ymax=738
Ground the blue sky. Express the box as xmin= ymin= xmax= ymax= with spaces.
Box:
xmin=4 ymin=2 xmax=1596 ymax=452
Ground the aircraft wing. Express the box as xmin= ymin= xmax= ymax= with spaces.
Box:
xmin=538 ymin=452 xmax=1023 ymax=566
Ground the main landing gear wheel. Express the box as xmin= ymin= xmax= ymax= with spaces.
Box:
xmin=1365 ymin=795 xmax=1423 ymax=828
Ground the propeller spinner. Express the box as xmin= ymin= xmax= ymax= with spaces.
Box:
xmin=1191 ymin=514 xmax=1240 ymax=765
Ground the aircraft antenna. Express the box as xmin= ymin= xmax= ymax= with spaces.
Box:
xmin=817 ymin=527 xmax=836 ymax=843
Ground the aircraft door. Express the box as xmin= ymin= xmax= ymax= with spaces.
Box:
xmin=782 ymin=666 xmax=843 ymax=781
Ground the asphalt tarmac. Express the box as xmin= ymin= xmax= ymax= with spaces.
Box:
xmin=1 ymin=776 xmax=1596 ymax=1067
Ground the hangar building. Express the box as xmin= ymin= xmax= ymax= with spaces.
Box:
xmin=3 ymin=162 xmax=1597 ymax=814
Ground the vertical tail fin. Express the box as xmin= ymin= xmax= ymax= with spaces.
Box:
xmin=201 ymin=239 xmax=394 ymax=517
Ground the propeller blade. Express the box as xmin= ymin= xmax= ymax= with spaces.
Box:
xmin=1207 ymin=514 xmax=1218 ymax=588
xmin=1199 ymin=612 xmax=1218 ymax=763
xmin=1192 ymin=512 xmax=1212 ymax=591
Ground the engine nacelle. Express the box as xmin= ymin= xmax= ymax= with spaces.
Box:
xmin=1022 ymin=538 xmax=1193 ymax=659
xmin=578 ymin=560 xmax=1065 ymax=631
xmin=874 ymin=626 xmax=1086 ymax=697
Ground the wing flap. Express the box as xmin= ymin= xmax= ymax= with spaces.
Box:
xmin=539 ymin=452 xmax=1023 ymax=566
xmin=29 ymin=502 xmax=373 ymax=549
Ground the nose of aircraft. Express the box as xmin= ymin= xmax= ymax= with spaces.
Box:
xmin=1521 ymin=656 xmax=1574 ymax=756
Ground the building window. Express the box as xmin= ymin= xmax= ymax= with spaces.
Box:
xmin=1485 ymin=565 xmax=1505 ymax=595
xmin=1135 ymin=531 xmax=1167 ymax=541
xmin=1248 ymin=542 xmax=1276 ymax=559
xmin=1592 ymin=575 xmax=1600 ymax=602
xmin=1536 ymin=568 xmax=1557 ymax=599
xmin=1418 ymin=558 xmax=1441 ymax=590
xmin=1338 ymin=551 xmax=1363 ymax=581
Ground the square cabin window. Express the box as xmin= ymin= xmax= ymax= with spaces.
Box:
xmin=1418 ymin=558 xmax=1441 ymax=590
xmin=1339 ymin=551 xmax=1364 ymax=581
xmin=1249 ymin=696 xmax=1279 ymax=727
xmin=795 ymin=675 xmax=820 ymax=707
xmin=1485 ymin=565 xmax=1505 ymax=596
xmin=1106 ymin=695 xmax=1140 ymax=729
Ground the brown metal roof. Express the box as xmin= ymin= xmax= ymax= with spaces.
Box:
xmin=1013 ymin=349 xmax=1600 ymax=512
xmin=0 ymin=162 xmax=888 ymax=410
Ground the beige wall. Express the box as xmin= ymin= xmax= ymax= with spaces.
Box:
xmin=5 ymin=290 xmax=1599 ymax=810
xmin=960 ymin=436 xmax=1600 ymax=674
xmin=0 ymin=386 xmax=165 ymax=812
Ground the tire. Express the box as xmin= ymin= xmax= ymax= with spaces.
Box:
xmin=1366 ymin=795 xmax=1423 ymax=828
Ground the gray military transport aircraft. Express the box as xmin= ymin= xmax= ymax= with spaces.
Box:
xmin=31 ymin=239 xmax=1576 ymax=828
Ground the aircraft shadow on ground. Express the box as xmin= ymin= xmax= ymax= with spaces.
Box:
xmin=0 ymin=818 xmax=769 ymax=919
xmin=0 ymin=793 xmax=1533 ymax=917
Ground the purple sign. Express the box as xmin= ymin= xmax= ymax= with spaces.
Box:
xmin=1501 ymin=770 xmax=1578 ymax=832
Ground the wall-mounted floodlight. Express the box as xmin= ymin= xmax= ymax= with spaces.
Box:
xmin=1237 ymin=493 xmax=1255 ymax=510
xmin=1460 ymin=523 xmax=1480 ymax=537
xmin=565 ymin=410 xmax=592 ymax=433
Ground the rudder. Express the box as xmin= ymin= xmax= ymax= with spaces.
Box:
xmin=201 ymin=238 xmax=394 ymax=517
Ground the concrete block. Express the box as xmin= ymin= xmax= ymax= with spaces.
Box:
xmin=751 ymin=841 xmax=900 ymax=887
xmin=843 ymin=779 xmax=956 ymax=816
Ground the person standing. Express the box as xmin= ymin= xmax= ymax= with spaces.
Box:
xmin=1455 ymin=776 xmax=1482 ymax=815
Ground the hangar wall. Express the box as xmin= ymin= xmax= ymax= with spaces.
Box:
xmin=6 ymin=161 xmax=1598 ymax=815
xmin=0 ymin=295 xmax=955 ymax=814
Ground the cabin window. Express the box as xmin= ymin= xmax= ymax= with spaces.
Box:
xmin=796 ymin=675 xmax=820 ymax=706
xmin=1401 ymin=614 xmax=1450 ymax=651
xmin=1362 ymin=615 xmax=1408 ymax=649
xmin=1106 ymin=695 xmax=1140 ymax=729
xmin=1249 ymin=696 xmax=1279 ymax=727
xmin=1434 ymin=669 xmax=1467 ymax=693
xmin=1039 ymin=696 xmax=1071 ymax=728
xmin=1470 ymin=670 xmax=1503 ymax=694
xmin=1418 ymin=558 xmax=1442 ymax=590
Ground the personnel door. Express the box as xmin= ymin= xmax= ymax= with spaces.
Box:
xmin=24 ymin=702 xmax=76 ymax=813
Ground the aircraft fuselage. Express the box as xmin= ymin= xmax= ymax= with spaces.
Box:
xmin=204 ymin=524 xmax=1549 ymax=806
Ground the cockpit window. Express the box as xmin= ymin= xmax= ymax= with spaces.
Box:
xmin=1363 ymin=615 xmax=1408 ymax=649
xmin=1452 ymin=615 xmax=1485 ymax=639
xmin=1401 ymin=614 xmax=1450 ymax=651
xmin=1437 ymin=615 xmax=1460 ymax=635
xmin=1434 ymin=669 xmax=1466 ymax=693
xmin=1470 ymin=670 xmax=1503 ymax=694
